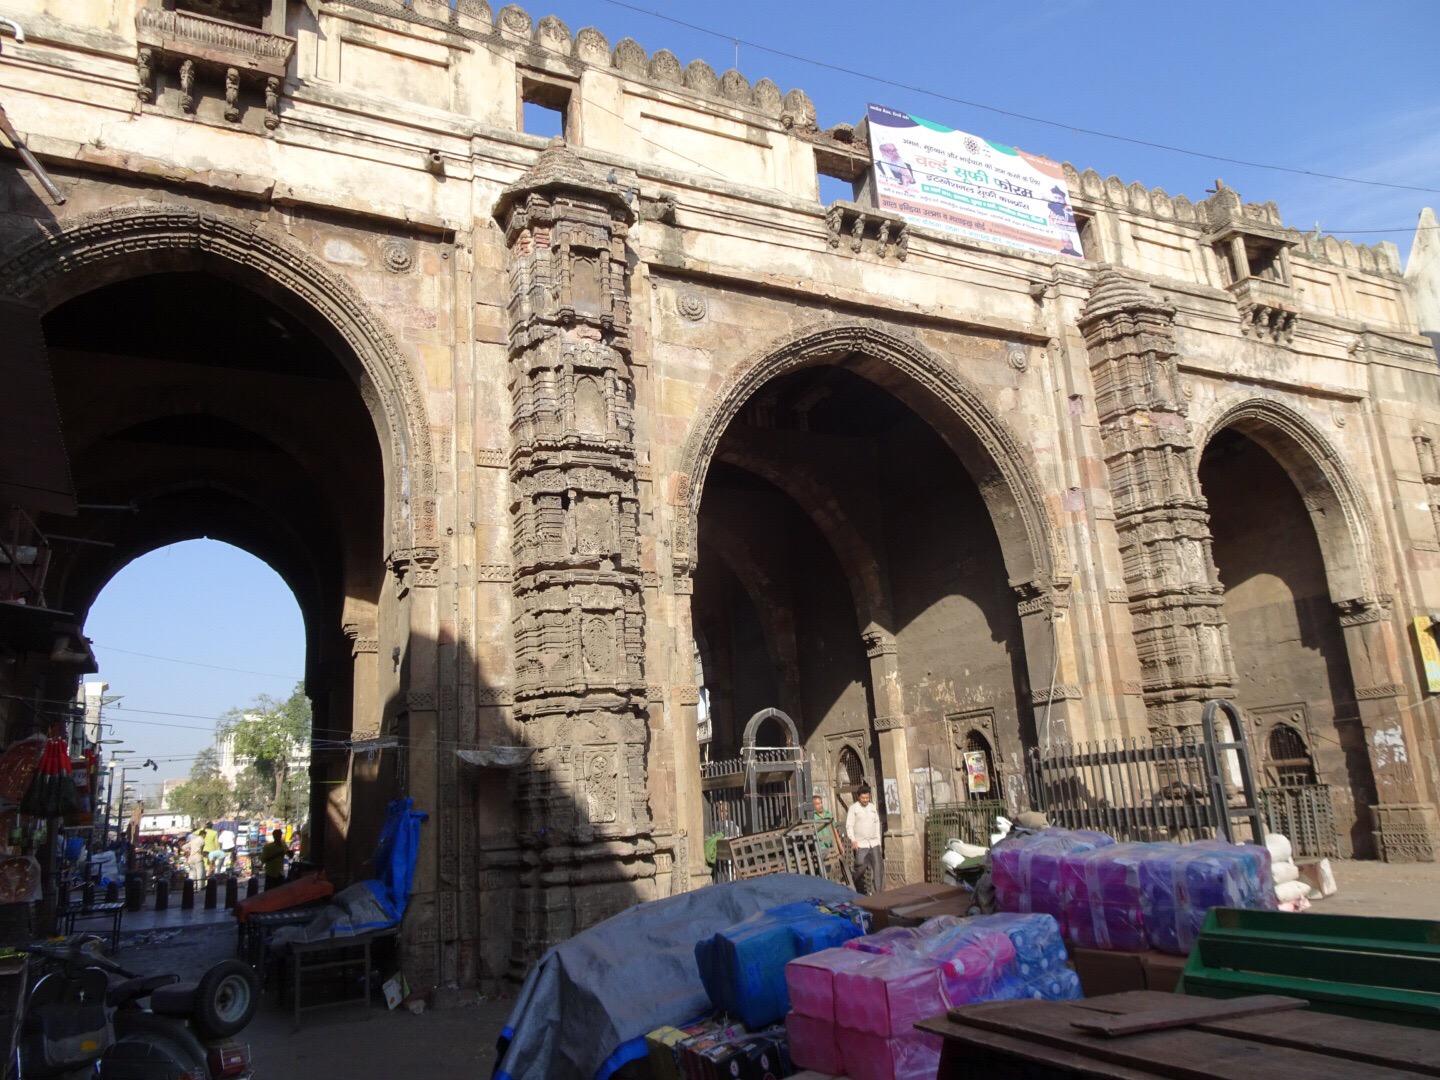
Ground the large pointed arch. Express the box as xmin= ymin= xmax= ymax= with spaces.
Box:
xmin=672 ymin=320 xmax=1065 ymax=594
xmin=1197 ymin=395 xmax=1385 ymax=609
xmin=0 ymin=204 xmax=435 ymax=553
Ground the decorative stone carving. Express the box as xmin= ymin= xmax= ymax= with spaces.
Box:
xmin=496 ymin=4 xmax=531 ymax=38
xmin=1356 ymin=683 xmax=1405 ymax=700
xmin=752 ymin=78 xmax=783 ymax=118
xmin=676 ymin=292 xmax=706 ymax=321
xmin=494 ymin=138 xmax=653 ymax=965
xmin=1006 ymin=342 xmax=1028 ymax=372
xmin=647 ymin=49 xmax=682 ymax=85
xmin=611 ymin=37 xmax=647 ymax=76
xmin=574 ymin=27 xmax=610 ymax=65
xmin=719 ymin=69 xmax=752 ymax=105
xmin=683 ymin=59 xmax=719 ymax=96
xmin=780 ymin=88 xmax=817 ymax=132
xmin=179 ymin=59 xmax=196 ymax=113
xmin=871 ymin=714 xmax=904 ymax=731
xmin=638 ymin=193 xmax=677 ymax=225
xmin=1335 ymin=597 xmax=1388 ymax=626
xmin=264 ymin=76 xmax=279 ymax=129
xmin=477 ymin=564 xmax=511 ymax=583
xmin=824 ymin=201 xmax=908 ymax=261
xmin=535 ymin=14 xmax=570 ymax=54
xmin=1078 ymin=269 xmax=1235 ymax=729
xmin=475 ymin=448 xmax=508 ymax=469
xmin=381 ymin=240 xmax=413 ymax=274
xmin=136 ymin=48 xmax=155 ymax=104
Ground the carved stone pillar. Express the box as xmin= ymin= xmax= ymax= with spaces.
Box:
xmin=1078 ymin=270 xmax=1234 ymax=730
xmin=862 ymin=626 xmax=920 ymax=884
xmin=493 ymin=140 xmax=654 ymax=968
xmin=1337 ymin=599 xmax=1438 ymax=860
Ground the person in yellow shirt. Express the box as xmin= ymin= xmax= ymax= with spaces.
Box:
xmin=260 ymin=829 xmax=288 ymax=891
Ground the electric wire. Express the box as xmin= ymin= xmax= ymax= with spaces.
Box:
xmin=598 ymin=0 xmax=1440 ymax=197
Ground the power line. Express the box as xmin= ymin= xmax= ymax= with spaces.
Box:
xmin=93 ymin=644 xmax=300 ymax=681
xmin=599 ymin=0 xmax=1440 ymax=197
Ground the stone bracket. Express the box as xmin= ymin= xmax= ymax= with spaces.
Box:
xmin=824 ymin=201 xmax=908 ymax=261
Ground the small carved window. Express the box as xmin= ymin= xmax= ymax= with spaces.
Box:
xmin=520 ymin=73 xmax=573 ymax=140
xmin=1267 ymin=723 xmax=1316 ymax=787
xmin=836 ymin=745 xmax=865 ymax=792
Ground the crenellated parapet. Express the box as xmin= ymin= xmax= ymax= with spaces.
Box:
xmin=1062 ymin=163 xmax=1402 ymax=279
xmin=330 ymin=0 xmax=816 ymax=125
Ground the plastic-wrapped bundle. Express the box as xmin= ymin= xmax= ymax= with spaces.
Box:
xmin=786 ymin=1010 xmax=841 ymax=1074
xmin=696 ymin=901 xmax=865 ymax=1029
xmin=992 ymin=828 xmax=1114 ymax=932
xmin=1059 ymin=841 xmax=1163 ymax=951
xmin=1138 ymin=840 xmax=1275 ymax=955
xmin=784 ymin=946 xmax=879 ymax=1021
xmin=834 ymin=953 xmax=948 ymax=1038
xmin=837 ymin=1027 xmax=943 ymax=1080
xmin=929 ymin=926 xmax=1016 ymax=1006
xmin=844 ymin=915 xmax=965 ymax=955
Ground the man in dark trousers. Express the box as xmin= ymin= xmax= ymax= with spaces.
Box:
xmin=260 ymin=828 xmax=288 ymax=891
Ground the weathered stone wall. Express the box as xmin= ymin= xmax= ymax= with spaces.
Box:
xmin=2 ymin=0 xmax=1438 ymax=989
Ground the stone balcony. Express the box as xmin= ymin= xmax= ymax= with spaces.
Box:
xmin=1230 ymin=276 xmax=1298 ymax=344
xmin=135 ymin=6 xmax=295 ymax=127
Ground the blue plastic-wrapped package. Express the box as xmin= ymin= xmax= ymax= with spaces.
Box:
xmin=1137 ymin=840 xmax=1275 ymax=955
xmin=696 ymin=900 xmax=865 ymax=1029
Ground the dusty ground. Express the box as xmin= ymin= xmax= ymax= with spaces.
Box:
xmin=117 ymin=921 xmax=512 ymax=1079
xmin=1310 ymin=858 xmax=1440 ymax=919
xmin=104 ymin=860 xmax=1439 ymax=1079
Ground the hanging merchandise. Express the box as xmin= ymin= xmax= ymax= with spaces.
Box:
xmin=21 ymin=732 xmax=78 ymax=818
xmin=0 ymin=736 xmax=46 ymax=804
xmin=69 ymin=748 xmax=96 ymax=825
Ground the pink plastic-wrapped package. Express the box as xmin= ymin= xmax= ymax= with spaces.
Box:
xmin=783 ymin=945 xmax=878 ymax=1021
xmin=992 ymin=828 xmax=1114 ymax=932
xmin=930 ymin=928 xmax=1017 ymax=1005
xmin=785 ymin=1011 xmax=840 ymax=1075
xmin=837 ymin=1027 xmax=942 ymax=1080
xmin=1058 ymin=841 xmax=1160 ymax=951
xmin=845 ymin=916 xmax=966 ymax=956
xmin=833 ymin=953 xmax=948 ymax=1038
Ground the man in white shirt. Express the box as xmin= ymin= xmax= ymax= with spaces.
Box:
xmin=845 ymin=785 xmax=883 ymax=895
xmin=218 ymin=827 xmax=236 ymax=872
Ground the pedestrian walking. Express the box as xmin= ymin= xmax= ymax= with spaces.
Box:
xmin=845 ymin=785 xmax=883 ymax=895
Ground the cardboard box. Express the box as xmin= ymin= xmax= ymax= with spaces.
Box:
xmin=1069 ymin=947 xmax=1148 ymax=997
xmin=854 ymin=883 xmax=960 ymax=930
xmin=1141 ymin=950 xmax=1187 ymax=993
xmin=886 ymin=887 xmax=973 ymax=927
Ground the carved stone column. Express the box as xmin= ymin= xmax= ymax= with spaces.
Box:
xmin=1078 ymin=270 xmax=1234 ymax=730
xmin=862 ymin=626 xmax=920 ymax=884
xmin=493 ymin=141 xmax=654 ymax=968
xmin=1337 ymin=599 xmax=1438 ymax=860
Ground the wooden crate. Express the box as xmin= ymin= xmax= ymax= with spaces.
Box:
xmin=715 ymin=822 xmax=848 ymax=885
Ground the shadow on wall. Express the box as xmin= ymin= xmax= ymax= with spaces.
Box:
xmin=344 ymin=629 xmax=662 ymax=995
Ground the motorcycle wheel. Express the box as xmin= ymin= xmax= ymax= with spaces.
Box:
xmin=102 ymin=1012 xmax=207 ymax=1079
xmin=192 ymin=960 xmax=259 ymax=1039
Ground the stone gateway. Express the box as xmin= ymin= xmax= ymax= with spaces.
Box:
xmin=1 ymin=0 xmax=1438 ymax=992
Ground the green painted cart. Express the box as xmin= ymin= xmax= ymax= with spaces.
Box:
xmin=1179 ymin=907 xmax=1440 ymax=1028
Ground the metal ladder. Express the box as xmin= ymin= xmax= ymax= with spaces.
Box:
xmin=1201 ymin=698 xmax=1267 ymax=844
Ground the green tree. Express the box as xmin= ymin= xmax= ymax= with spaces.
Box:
xmin=221 ymin=683 xmax=310 ymax=820
xmin=166 ymin=748 xmax=233 ymax=823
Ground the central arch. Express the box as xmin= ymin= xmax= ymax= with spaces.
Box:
xmin=674 ymin=320 xmax=1065 ymax=592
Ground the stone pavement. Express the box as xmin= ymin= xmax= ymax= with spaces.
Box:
xmin=1311 ymin=858 xmax=1440 ymax=920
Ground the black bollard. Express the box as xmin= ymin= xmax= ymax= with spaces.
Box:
xmin=124 ymin=873 xmax=144 ymax=913
xmin=82 ymin=881 xmax=95 ymax=910
xmin=105 ymin=881 xmax=119 ymax=904
xmin=245 ymin=876 xmax=259 ymax=899
xmin=154 ymin=879 xmax=169 ymax=912
xmin=181 ymin=879 xmax=195 ymax=910
xmin=204 ymin=877 xmax=217 ymax=910
xmin=223 ymin=876 xmax=238 ymax=910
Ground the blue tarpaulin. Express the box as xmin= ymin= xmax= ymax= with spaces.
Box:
xmin=273 ymin=799 xmax=428 ymax=946
xmin=494 ymin=874 xmax=857 ymax=1080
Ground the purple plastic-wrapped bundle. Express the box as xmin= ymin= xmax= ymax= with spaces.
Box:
xmin=992 ymin=828 xmax=1115 ymax=932
xmin=1138 ymin=839 xmax=1275 ymax=955
xmin=1059 ymin=842 xmax=1163 ymax=951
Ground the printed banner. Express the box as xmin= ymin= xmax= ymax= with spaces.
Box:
xmin=867 ymin=103 xmax=1084 ymax=259
xmin=964 ymin=750 xmax=992 ymax=794
xmin=1413 ymin=616 xmax=1440 ymax=694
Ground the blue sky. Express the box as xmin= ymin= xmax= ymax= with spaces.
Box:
xmin=83 ymin=1 xmax=1439 ymax=784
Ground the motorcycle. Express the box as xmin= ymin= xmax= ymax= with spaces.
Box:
xmin=16 ymin=936 xmax=259 ymax=1079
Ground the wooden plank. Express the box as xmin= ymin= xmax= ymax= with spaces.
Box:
xmin=1201 ymin=1011 xmax=1440 ymax=1077
xmin=1069 ymin=994 xmax=1307 ymax=1037
xmin=937 ymin=998 xmax=1427 ymax=1080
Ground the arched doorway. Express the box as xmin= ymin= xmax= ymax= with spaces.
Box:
xmin=679 ymin=324 xmax=1056 ymax=879
xmin=0 ymin=207 xmax=433 ymax=893
xmin=1198 ymin=420 xmax=1377 ymax=855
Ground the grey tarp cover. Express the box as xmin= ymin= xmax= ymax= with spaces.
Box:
xmin=494 ymin=874 xmax=857 ymax=1080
